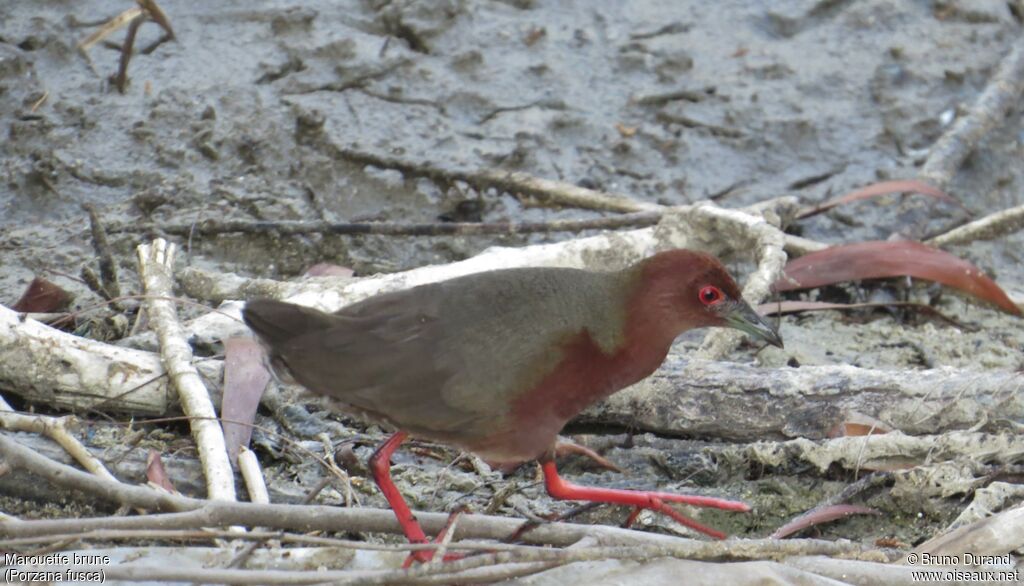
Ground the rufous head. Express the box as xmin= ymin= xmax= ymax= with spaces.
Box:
xmin=635 ymin=249 xmax=783 ymax=347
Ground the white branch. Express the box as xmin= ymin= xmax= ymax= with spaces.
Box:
xmin=137 ymin=239 xmax=235 ymax=502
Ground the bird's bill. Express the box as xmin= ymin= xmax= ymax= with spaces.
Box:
xmin=723 ymin=301 xmax=784 ymax=348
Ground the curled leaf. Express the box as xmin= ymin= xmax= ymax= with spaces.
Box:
xmin=797 ymin=179 xmax=965 ymax=219
xmin=771 ymin=504 xmax=879 ymax=539
xmin=775 ymin=241 xmax=1021 ymax=316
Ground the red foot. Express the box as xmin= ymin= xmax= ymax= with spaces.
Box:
xmin=369 ymin=432 xmax=467 ymax=566
xmin=400 ymin=507 xmax=468 ymax=568
xmin=540 ymin=459 xmax=749 ymax=540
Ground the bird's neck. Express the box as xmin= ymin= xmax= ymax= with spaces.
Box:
xmin=578 ymin=263 xmax=685 ymax=395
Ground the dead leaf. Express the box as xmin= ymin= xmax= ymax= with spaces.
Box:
xmin=796 ymin=179 xmax=965 ymax=220
xmin=13 ymin=276 xmax=73 ymax=313
xmin=615 ymin=123 xmax=637 ymax=137
xmin=771 ymin=504 xmax=879 ymax=539
xmin=146 ymin=449 xmax=177 ymax=493
xmin=774 ymin=241 xmax=1021 ymax=316
xmin=222 ymin=337 xmax=272 ymax=464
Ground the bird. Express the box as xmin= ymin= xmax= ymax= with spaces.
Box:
xmin=242 ymin=249 xmax=783 ymax=562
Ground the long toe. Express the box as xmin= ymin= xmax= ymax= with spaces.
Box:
xmin=541 ymin=460 xmax=748 ymax=539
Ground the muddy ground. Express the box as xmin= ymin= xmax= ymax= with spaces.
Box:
xmin=1 ymin=0 xmax=1023 ymax=556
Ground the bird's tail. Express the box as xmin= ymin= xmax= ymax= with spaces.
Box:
xmin=242 ymin=299 xmax=335 ymax=347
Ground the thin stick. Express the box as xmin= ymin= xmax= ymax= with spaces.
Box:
xmin=238 ymin=447 xmax=269 ymax=505
xmin=0 ymin=399 xmax=117 ymax=483
xmin=83 ymin=204 xmax=122 ymax=303
xmin=330 ymin=146 xmax=660 ymax=214
xmin=926 ymin=203 xmax=1024 ymax=248
xmin=115 ymin=12 xmax=145 ymax=93
xmin=107 ymin=212 xmax=663 ymax=237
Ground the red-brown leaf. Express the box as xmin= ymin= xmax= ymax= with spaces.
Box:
xmin=771 ymin=504 xmax=879 ymax=539
xmin=12 ymin=276 xmax=73 ymax=313
xmin=774 ymin=241 xmax=1021 ymax=316
xmin=222 ymin=336 xmax=272 ymax=464
xmin=146 ymin=449 xmax=177 ymax=493
xmin=797 ymin=179 xmax=964 ymax=219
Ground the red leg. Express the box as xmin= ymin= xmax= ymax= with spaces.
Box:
xmin=540 ymin=458 xmax=749 ymax=540
xmin=370 ymin=432 xmax=469 ymax=566
xmin=369 ymin=432 xmax=432 ymax=563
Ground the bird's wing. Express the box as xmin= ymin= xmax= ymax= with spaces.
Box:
xmin=266 ymin=290 xmax=478 ymax=433
xmin=250 ymin=268 xmax=618 ymax=437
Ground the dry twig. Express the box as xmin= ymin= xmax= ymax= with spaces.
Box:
xmin=107 ymin=212 xmax=663 ymax=238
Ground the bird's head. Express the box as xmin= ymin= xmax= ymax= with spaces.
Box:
xmin=635 ymin=249 xmax=783 ymax=348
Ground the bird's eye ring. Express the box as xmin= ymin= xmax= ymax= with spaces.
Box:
xmin=699 ymin=285 xmax=724 ymax=306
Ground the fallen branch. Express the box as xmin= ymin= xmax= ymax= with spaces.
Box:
xmin=328 ymin=145 xmax=823 ymax=256
xmin=581 ymin=358 xmax=1024 ymax=441
xmin=0 ymin=303 xmax=218 ymax=415
xmin=736 ymin=431 xmax=1024 ymax=502
xmin=913 ymin=501 xmax=1024 ymax=558
xmin=944 ymin=481 xmax=1024 ymax=531
xmin=0 ymin=397 xmax=116 ymax=483
xmin=137 ymin=239 xmax=235 ymax=502
xmin=0 ymin=430 xmax=319 ymax=515
xmin=8 ymin=542 xmax=882 ymax=586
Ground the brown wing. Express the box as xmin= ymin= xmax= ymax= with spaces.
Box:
xmin=245 ymin=293 xmax=491 ymax=436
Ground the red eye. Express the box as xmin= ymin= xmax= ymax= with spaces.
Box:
xmin=699 ymin=285 xmax=723 ymax=306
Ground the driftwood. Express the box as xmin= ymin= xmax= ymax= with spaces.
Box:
xmin=6 ymin=549 xmax=875 ymax=585
xmin=0 ymin=303 xmax=224 ymax=416
xmin=581 ymin=358 xmax=1024 ymax=441
xmin=106 ymin=211 xmax=664 ymax=238
xmin=919 ymin=37 xmax=1024 ymax=190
